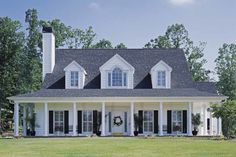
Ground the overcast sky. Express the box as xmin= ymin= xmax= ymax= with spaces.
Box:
xmin=0 ymin=0 xmax=236 ymax=76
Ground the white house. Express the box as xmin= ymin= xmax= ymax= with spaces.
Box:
xmin=9 ymin=27 xmax=226 ymax=137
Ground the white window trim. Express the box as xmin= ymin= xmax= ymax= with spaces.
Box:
xmin=172 ymin=110 xmax=183 ymax=133
xmin=157 ymin=70 xmax=167 ymax=88
xmin=70 ymin=71 xmax=79 ymax=88
xmin=143 ymin=110 xmax=154 ymax=134
xmin=53 ymin=110 xmax=64 ymax=135
xmin=106 ymin=67 xmax=128 ymax=89
xmin=82 ymin=110 xmax=93 ymax=134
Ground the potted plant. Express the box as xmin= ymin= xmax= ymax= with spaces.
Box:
xmin=25 ymin=112 xmax=38 ymax=136
xmin=134 ymin=113 xmax=142 ymax=136
xmin=96 ymin=112 xmax=102 ymax=136
xmin=192 ymin=113 xmax=202 ymax=136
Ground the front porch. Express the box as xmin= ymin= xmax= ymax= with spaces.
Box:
xmin=12 ymin=98 xmax=222 ymax=137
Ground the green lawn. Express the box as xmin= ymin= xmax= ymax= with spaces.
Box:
xmin=0 ymin=137 xmax=235 ymax=157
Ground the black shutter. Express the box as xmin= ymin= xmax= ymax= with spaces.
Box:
xmin=183 ymin=110 xmax=187 ymax=133
xmin=167 ymin=110 xmax=172 ymax=134
xmin=78 ymin=111 xmax=82 ymax=134
xmin=49 ymin=111 xmax=54 ymax=134
xmin=207 ymin=118 xmax=210 ymax=130
xmin=138 ymin=110 xmax=143 ymax=133
xmin=64 ymin=111 xmax=69 ymax=134
xmin=93 ymin=110 xmax=97 ymax=134
xmin=154 ymin=110 xmax=159 ymax=133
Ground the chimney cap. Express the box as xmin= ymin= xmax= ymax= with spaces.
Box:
xmin=42 ymin=26 xmax=54 ymax=33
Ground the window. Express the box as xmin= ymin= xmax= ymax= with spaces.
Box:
xmin=83 ymin=110 xmax=93 ymax=133
xmin=54 ymin=111 xmax=64 ymax=133
xmin=108 ymin=67 xmax=127 ymax=87
xmin=143 ymin=111 xmax=153 ymax=133
xmin=157 ymin=71 xmax=166 ymax=87
xmin=71 ymin=71 xmax=79 ymax=87
xmin=172 ymin=110 xmax=182 ymax=133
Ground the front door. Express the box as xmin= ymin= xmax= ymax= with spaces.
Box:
xmin=112 ymin=111 xmax=125 ymax=134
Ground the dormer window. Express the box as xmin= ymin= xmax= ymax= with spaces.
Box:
xmin=99 ymin=54 xmax=134 ymax=89
xmin=150 ymin=60 xmax=172 ymax=89
xmin=70 ymin=71 xmax=79 ymax=87
xmin=64 ymin=61 xmax=87 ymax=89
xmin=157 ymin=71 xmax=166 ymax=87
xmin=108 ymin=67 xmax=127 ymax=87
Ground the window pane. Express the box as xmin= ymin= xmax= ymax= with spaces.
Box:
xmin=112 ymin=68 xmax=122 ymax=86
xmin=157 ymin=71 xmax=166 ymax=87
xmin=123 ymin=73 xmax=127 ymax=86
xmin=108 ymin=73 xmax=111 ymax=86
xmin=71 ymin=71 xmax=79 ymax=87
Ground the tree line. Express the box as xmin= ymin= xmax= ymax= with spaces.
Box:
xmin=0 ymin=8 xmax=235 ymax=138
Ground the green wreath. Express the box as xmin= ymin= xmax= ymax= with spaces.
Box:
xmin=113 ymin=116 xmax=123 ymax=126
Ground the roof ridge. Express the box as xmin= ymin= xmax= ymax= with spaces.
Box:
xmin=56 ymin=48 xmax=183 ymax=51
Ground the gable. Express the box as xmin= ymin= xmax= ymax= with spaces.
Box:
xmin=150 ymin=60 xmax=172 ymax=73
xmin=64 ymin=60 xmax=87 ymax=74
xmin=99 ymin=54 xmax=135 ymax=72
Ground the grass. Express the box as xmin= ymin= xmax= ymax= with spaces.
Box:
xmin=0 ymin=137 xmax=236 ymax=157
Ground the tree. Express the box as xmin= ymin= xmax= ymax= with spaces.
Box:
xmin=211 ymin=101 xmax=236 ymax=138
xmin=21 ymin=9 xmax=42 ymax=93
xmin=0 ymin=17 xmax=24 ymax=133
xmin=93 ymin=39 xmax=113 ymax=49
xmin=215 ymin=43 xmax=236 ymax=100
xmin=115 ymin=43 xmax=127 ymax=49
xmin=40 ymin=19 xmax=72 ymax=48
xmin=67 ymin=26 xmax=96 ymax=49
xmin=145 ymin=24 xmax=210 ymax=81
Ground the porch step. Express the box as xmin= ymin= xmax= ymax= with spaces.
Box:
xmin=112 ymin=133 xmax=124 ymax=137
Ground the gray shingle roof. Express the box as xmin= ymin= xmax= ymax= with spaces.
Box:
xmin=13 ymin=48 xmax=223 ymax=98
xmin=43 ymin=48 xmax=194 ymax=89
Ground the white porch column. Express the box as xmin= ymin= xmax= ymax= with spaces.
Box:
xmin=203 ymin=105 xmax=208 ymax=135
xmin=44 ymin=102 xmax=48 ymax=136
xmin=218 ymin=118 xmax=222 ymax=136
xmin=14 ymin=102 xmax=19 ymax=137
xmin=101 ymin=102 xmax=106 ymax=136
xmin=210 ymin=111 xmax=213 ymax=135
xmin=23 ymin=105 xmax=27 ymax=136
xmin=187 ymin=102 xmax=192 ymax=136
xmin=159 ymin=102 xmax=163 ymax=136
xmin=130 ymin=102 xmax=134 ymax=136
xmin=73 ymin=102 xmax=77 ymax=136
xmin=200 ymin=105 xmax=204 ymax=135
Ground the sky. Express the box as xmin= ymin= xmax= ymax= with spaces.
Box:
xmin=0 ymin=0 xmax=236 ymax=77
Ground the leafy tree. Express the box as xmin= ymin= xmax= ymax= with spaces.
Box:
xmin=21 ymin=9 xmax=42 ymax=93
xmin=145 ymin=24 xmax=210 ymax=81
xmin=115 ymin=43 xmax=127 ymax=49
xmin=40 ymin=19 xmax=72 ymax=48
xmin=211 ymin=101 xmax=236 ymax=138
xmin=0 ymin=17 xmax=24 ymax=133
xmin=215 ymin=43 xmax=236 ymax=100
xmin=93 ymin=39 xmax=113 ymax=49
xmin=67 ymin=26 xmax=96 ymax=49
